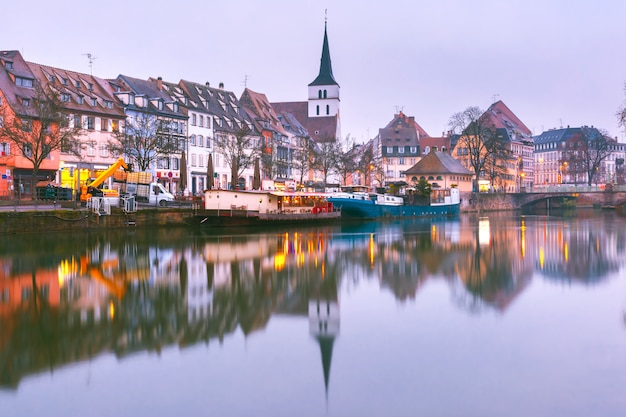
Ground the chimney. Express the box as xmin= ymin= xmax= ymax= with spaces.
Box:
xmin=205 ymin=81 xmax=210 ymax=88
xmin=219 ymin=82 xmax=224 ymax=89
xmin=157 ymin=76 xmax=163 ymax=90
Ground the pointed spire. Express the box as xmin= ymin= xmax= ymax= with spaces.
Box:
xmin=309 ymin=16 xmax=338 ymax=86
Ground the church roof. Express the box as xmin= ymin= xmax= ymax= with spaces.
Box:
xmin=271 ymin=101 xmax=339 ymax=142
xmin=308 ymin=24 xmax=338 ymax=87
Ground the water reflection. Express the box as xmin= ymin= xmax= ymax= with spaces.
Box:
xmin=1 ymin=212 xmax=626 ymax=397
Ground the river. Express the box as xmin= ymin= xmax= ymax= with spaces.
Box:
xmin=1 ymin=211 xmax=626 ymax=416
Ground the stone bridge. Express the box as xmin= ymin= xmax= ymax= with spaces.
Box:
xmin=460 ymin=189 xmax=626 ymax=212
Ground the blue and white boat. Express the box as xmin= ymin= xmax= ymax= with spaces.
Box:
xmin=329 ymin=186 xmax=460 ymax=219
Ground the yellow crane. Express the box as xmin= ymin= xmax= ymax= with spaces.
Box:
xmin=80 ymin=157 xmax=128 ymax=202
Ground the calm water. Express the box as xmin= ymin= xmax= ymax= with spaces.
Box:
xmin=1 ymin=211 xmax=626 ymax=417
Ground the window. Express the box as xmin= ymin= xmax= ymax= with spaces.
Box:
xmin=173 ymin=158 xmax=179 ymax=170
xmin=62 ymin=78 xmax=68 ymax=86
xmin=21 ymin=119 xmax=32 ymax=132
xmin=15 ymin=77 xmax=34 ymax=88
xmin=87 ymin=142 xmax=96 ymax=157
xmin=91 ymin=98 xmax=97 ymax=106
xmin=199 ymin=115 xmax=204 ymax=127
xmin=386 ymin=146 xmax=393 ymax=154
xmin=326 ymin=105 xmax=329 ymax=115
xmin=73 ymin=115 xmax=82 ymax=128
xmin=316 ymin=105 xmax=319 ymax=115
xmin=5 ymin=61 xmax=13 ymax=69
xmin=21 ymin=98 xmax=30 ymax=107
xmin=191 ymin=114 xmax=196 ymax=125
xmin=190 ymin=134 xmax=196 ymax=146
xmin=111 ymin=120 xmax=119 ymax=132
xmin=75 ymin=80 xmax=81 ymax=88
xmin=77 ymin=96 xmax=84 ymax=104
xmin=158 ymin=100 xmax=164 ymax=110
xmin=99 ymin=143 xmax=109 ymax=157
xmin=22 ymin=144 xmax=32 ymax=157
xmin=61 ymin=93 xmax=70 ymax=102
xmin=105 ymin=100 xmax=113 ymax=109
xmin=197 ymin=135 xmax=203 ymax=147
xmin=323 ymin=89 xmax=327 ymax=98
xmin=0 ymin=142 xmax=10 ymax=156
xmin=100 ymin=118 xmax=108 ymax=131
xmin=88 ymin=83 xmax=93 ymax=91
xmin=398 ymin=147 xmax=404 ymax=153
xmin=199 ymin=154 xmax=204 ymax=167
xmin=399 ymin=157 xmax=405 ymax=165
xmin=191 ymin=154 xmax=197 ymax=167
xmin=410 ymin=146 xmax=417 ymax=153
xmin=318 ymin=90 xmax=322 ymax=99
xmin=87 ymin=116 xmax=95 ymax=130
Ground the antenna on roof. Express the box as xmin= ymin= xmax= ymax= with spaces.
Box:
xmin=242 ymin=74 xmax=248 ymax=88
xmin=491 ymin=93 xmax=500 ymax=103
xmin=82 ymin=53 xmax=96 ymax=75
xmin=325 ymin=9 xmax=328 ymax=25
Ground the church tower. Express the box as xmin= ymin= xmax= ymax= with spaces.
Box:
xmin=308 ymin=20 xmax=340 ymax=120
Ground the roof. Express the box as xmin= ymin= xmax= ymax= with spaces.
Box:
xmin=271 ymin=101 xmax=339 ymax=142
xmin=176 ymin=79 xmax=256 ymax=134
xmin=482 ymin=100 xmax=532 ymax=140
xmin=115 ymin=74 xmax=186 ymax=119
xmin=404 ymin=149 xmax=473 ymax=176
xmin=239 ymin=88 xmax=286 ymax=135
xmin=308 ymin=23 xmax=338 ymax=87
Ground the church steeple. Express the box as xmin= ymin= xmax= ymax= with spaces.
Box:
xmin=309 ymin=21 xmax=338 ymax=87
xmin=307 ymin=15 xmax=341 ymax=125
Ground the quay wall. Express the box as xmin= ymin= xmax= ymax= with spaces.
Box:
xmin=0 ymin=208 xmax=191 ymax=234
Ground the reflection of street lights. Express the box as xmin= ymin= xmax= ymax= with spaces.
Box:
xmin=519 ymin=172 xmax=526 ymax=192
xmin=560 ymin=161 xmax=568 ymax=184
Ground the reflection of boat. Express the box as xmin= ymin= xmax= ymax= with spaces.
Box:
xmin=329 ymin=186 xmax=460 ymax=219
xmin=190 ymin=189 xmax=341 ymax=226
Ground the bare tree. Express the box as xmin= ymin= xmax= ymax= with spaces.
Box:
xmin=617 ymin=83 xmax=626 ymax=131
xmin=579 ymin=127 xmax=614 ymax=186
xmin=449 ymin=106 xmax=501 ymax=191
xmin=0 ymin=81 xmax=83 ymax=198
xmin=214 ymin=125 xmax=260 ymax=181
xmin=356 ymin=142 xmax=375 ymax=188
xmin=311 ymin=139 xmax=340 ymax=191
xmin=336 ymin=135 xmax=359 ymax=186
xmin=292 ymin=135 xmax=315 ymax=189
xmin=108 ymin=112 xmax=182 ymax=171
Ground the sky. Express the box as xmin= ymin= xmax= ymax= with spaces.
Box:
xmin=3 ymin=0 xmax=626 ymax=142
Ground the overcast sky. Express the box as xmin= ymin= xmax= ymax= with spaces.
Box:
xmin=3 ymin=0 xmax=626 ymax=141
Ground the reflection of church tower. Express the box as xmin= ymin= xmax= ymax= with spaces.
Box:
xmin=308 ymin=277 xmax=340 ymax=399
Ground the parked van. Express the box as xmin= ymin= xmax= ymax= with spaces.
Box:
xmin=126 ymin=182 xmax=175 ymax=206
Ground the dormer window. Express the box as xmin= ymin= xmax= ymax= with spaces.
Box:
xmin=21 ymin=98 xmax=30 ymax=107
xmin=173 ymin=102 xmax=179 ymax=112
xmin=75 ymin=81 xmax=81 ymax=88
xmin=104 ymin=100 xmax=113 ymax=109
xmin=88 ymin=83 xmax=93 ymax=91
xmin=48 ymin=75 xmax=55 ymax=83
xmin=5 ymin=61 xmax=13 ymax=69
xmin=15 ymin=77 xmax=34 ymax=88
xmin=129 ymin=95 xmax=135 ymax=105
xmin=62 ymin=78 xmax=68 ymax=86
xmin=158 ymin=101 xmax=163 ymax=110
xmin=91 ymin=98 xmax=97 ymax=106
xmin=61 ymin=93 xmax=71 ymax=102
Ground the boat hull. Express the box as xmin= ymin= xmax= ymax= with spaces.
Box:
xmin=329 ymin=197 xmax=460 ymax=219
xmin=186 ymin=209 xmax=341 ymax=227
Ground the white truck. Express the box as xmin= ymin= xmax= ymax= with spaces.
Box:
xmin=125 ymin=182 xmax=175 ymax=206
